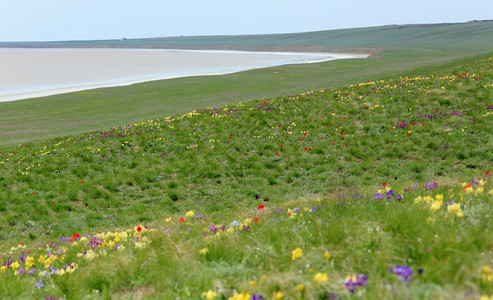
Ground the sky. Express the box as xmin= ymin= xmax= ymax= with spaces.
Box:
xmin=1 ymin=0 xmax=492 ymax=42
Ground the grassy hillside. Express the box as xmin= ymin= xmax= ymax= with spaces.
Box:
xmin=0 ymin=54 xmax=491 ymax=299
xmin=0 ymin=22 xmax=492 ymax=299
xmin=1 ymin=22 xmax=493 ymax=147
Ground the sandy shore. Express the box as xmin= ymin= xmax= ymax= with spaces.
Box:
xmin=0 ymin=49 xmax=368 ymax=103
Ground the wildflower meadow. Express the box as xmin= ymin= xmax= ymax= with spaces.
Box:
xmin=0 ymin=53 xmax=492 ymax=299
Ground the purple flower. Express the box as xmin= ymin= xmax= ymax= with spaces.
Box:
xmin=208 ymin=224 xmax=218 ymax=234
xmin=404 ymin=184 xmax=419 ymax=193
xmin=344 ymin=274 xmax=368 ymax=294
xmin=252 ymin=294 xmax=264 ymax=300
xmin=293 ymin=207 xmax=300 ymax=213
xmin=373 ymin=193 xmax=384 ymax=200
xmin=389 ymin=264 xmax=413 ymax=284
xmin=18 ymin=267 xmax=26 ymax=275
xmin=35 ymin=279 xmax=44 ymax=289
xmin=424 ymin=182 xmax=438 ymax=190
xmin=3 ymin=260 xmax=12 ymax=267
xmin=28 ymin=268 xmax=37 ymax=276
xmin=385 ymin=189 xmax=395 ymax=199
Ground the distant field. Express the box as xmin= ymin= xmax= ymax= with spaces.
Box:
xmin=2 ymin=21 xmax=493 ymax=54
xmin=0 ymin=21 xmax=492 ymax=147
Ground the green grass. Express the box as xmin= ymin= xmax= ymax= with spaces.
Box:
xmin=0 ymin=52 xmax=491 ymax=299
xmin=0 ymin=53 xmax=491 ymax=239
xmin=0 ymin=184 xmax=492 ymax=299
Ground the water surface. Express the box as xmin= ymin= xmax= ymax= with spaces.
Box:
xmin=0 ymin=48 xmax=367 ymax=102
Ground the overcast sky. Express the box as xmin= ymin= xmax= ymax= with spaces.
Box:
xmin=1 ymin=0 xmax=492 ymax=42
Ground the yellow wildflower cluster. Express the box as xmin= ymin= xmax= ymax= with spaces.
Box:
xmin=415 ymin=194 xmax=464 ymax=217
xmin=38 ymin=254 xmax=58 ymax=268
xmin=201 ymin=290 xmax=217 ymax=300
xmin=9 ymin=261 xmax=20 ymax=270
xmin=25 ymin=256 xmax=35 ymax=270
xmin=294 ymin=283 xmax=305 ymax=292
xmin=462 ymin=180 xmax=486 ymax=194
xmin=324 ymin=251 xmax=332 ymax=261
xmin=430 ymin=194 xmax=443 ymax=212
xmin=314 ymin=272 xmax=328 ymax=283
xmin=291 ymin=248 xmax=303 ymax=261
xmin=447 ymin=203 xmax=464 ymax=217
xmin=135 ymin=236 xmax=151 ymax=249
xmin=482 ymin=266 xmax=493 ymax=282
xmin=228 ymin=292 xmax=251 ymax=300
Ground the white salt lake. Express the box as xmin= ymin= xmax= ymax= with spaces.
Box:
xmin=0 ymin=48 xmax=368 ymax=102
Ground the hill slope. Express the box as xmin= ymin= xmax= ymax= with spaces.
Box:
xmin=0 ymin=55 xmax=491 ymax=239
xmin=0 ymin=54 xmax=491 ymax=299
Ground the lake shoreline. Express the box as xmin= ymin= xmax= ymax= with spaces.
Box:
xmin=0 ymin=48 xmax=368 ymax=103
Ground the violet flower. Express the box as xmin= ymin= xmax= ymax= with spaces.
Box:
xmin=344 ymin=274 xmax=368 ymax=294
xmin=208 ymin=224 xmax=218 ymax=234
xmin=35 ymin=279 xmax=44 ymax=289
xmin=389 ymin=264 xmax=413 ymax=284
